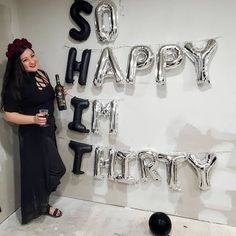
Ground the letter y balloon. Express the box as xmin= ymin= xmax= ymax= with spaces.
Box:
xmin=184 ymin=39 xmax=217 ymax=86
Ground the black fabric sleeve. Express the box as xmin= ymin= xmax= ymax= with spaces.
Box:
xmin=3 ymin=87 xmax=21 ymax=112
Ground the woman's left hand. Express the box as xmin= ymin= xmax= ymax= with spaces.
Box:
xmin=63 ymin=86 xmax=68 ymax=96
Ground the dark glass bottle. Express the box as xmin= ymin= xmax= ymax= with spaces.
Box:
xmin=55 ymin=74 xmax=67 ymax=111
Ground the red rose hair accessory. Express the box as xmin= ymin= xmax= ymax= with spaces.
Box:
xmin=6 ymin=38 xmax=32 ymax=59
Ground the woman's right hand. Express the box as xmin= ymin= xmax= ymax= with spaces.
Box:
xmin=34 ymin=113 xmax=47 ymax=126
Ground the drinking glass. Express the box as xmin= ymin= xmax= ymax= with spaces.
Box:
xmin=39 ymin=109 xmax=49 ymax=127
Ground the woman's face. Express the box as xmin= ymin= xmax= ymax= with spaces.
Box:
xmin=20 ymin=48 xmax=39 ymax=72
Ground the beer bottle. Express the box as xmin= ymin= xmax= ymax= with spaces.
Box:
xmin=55 ymin=74 xmax=67 ymax=110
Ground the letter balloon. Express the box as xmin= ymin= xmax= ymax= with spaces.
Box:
xmin=138 ymin=150 xmax=161 ymax=182
xmin=184 ymin=39 xmax=217 ymax=86
xmin=156 ymin=44 xmax=184 ymax=86
xmin=95 ymin=0 xmax=118 ymax=42
xmin=158 ymin=152 xmax=189 ymax=191
xmin=91 ymin=100 xmax=118 ymax=135
xmin=65 ymin=47 xmax=91 ymax=85
xmin=94 ymin=146 xmax=110 ymax=179
xmin=188 ymin=153 xmax=217 ymax=190
xmin=126 ymin=46 xmax=154 ymax=84
xmin=68 ymin=96 xmax=90 ymax=133
xmin=69 ymin=140 xmax=93 ymax=175
xmin=108 ymin=148 xmax=116 ymax=180
xmin=93 ymin=47 xmax=124 ymax=87
xmin=69 ymin=0 xmax=93 ymax=41
xmin=114 ymin=150 xmax=138 ymax=184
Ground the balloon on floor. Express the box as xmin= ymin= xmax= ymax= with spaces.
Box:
xmin=149 ymin=212 xmax=172 ymax=236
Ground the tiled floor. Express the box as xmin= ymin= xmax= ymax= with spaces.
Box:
xmin=0 ymin=196 xmax=236 ymax=236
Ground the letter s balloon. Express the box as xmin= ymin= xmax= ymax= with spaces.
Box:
xmin=69 ymin=0 xmax=93 ymax=41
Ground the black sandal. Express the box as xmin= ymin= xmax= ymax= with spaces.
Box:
xmin=47 ymin=204 xmax=62 ymax=217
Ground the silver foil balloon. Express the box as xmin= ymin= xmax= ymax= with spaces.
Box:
xmin=126 ymin=46 xmax=154 ymax=84
xmin=188 ymin=153 xmax=217 ymax=190
xmin=91 ymin=100 xmax=102 ymax=134
xmin=95 ymin=0 xmax=118 ymax=42
xmin=108 ymin=148 xmax=116 ymax=180
xmin=108 ymin=149 xmax=138 ymax=184
xmin=138 ymin=150 xmax=161 ymax=182
xmin=115 ymin=150 xmax=138 ymax=184
xmin=91 ymin=100 xmax=118 ymax=135
xmin=158 ymin=152 xmax=189 ymax=191
xmin=94 ymin=146 xmax=110 ymax=179
xmin=156 ymin=44 xmax=184 ymax=86
xmin=184 ymin=39 xmax=217 ymax=85
xmin=94 ymin=47 xmax=124 ymax=87
xmin=109 ymin=100 xmax=118 ymax=134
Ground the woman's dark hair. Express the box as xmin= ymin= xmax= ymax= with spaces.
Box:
xmin=1 ymin=45 xmax=34 ymax=111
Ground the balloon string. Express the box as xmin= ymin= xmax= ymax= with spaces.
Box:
xmin=64 ymin=36 xmax=221 ymax=52
xmin=67 ymin=93 xmax=124 ymax=102
xmin=57 ymin=136 xmax=233 ymax=155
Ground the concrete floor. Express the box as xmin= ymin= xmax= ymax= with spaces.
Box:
xmin=0 ymin=196 xmax=236 ymax=236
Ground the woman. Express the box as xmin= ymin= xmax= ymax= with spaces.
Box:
xmin=1 ymin=38 xmax=66 ymax=224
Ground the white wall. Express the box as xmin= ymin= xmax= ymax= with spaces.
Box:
xmin=1 ymin=0 xmax=236 ymax=226
xmin=0 ymin=0 xmax=21 ymax=224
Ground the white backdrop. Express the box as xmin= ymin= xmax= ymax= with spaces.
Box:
xmin=1 ymin=0 xmax=236 ymax=226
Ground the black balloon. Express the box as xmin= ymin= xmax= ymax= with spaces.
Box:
xmin=149 ymin=212 xmax=172 ymax=236
xmin=80 ymin=49 xmax=91 ymax=85
xmin=69 ymin=0 xmax=93 ymax=41
xmin=68 ymin=96 xmax=90 ymax=133
xmin=65 ymin=47 xmax=91 ymax=85
xmin=69 ymin=140 xmax=93 ymax=175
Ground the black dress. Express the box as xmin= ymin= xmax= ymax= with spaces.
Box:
xmin=4 ymin=71 xmax=66 ymax=224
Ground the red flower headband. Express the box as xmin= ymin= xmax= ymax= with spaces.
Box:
xmin=6 ymin=38 xmax=32 ymax=59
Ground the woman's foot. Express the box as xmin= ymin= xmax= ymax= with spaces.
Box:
xmin=47 ymin=204 xmax=62 ymax=217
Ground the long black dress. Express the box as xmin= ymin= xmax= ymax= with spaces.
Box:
xmin=4 ymin=71 xmax=66 ymax=224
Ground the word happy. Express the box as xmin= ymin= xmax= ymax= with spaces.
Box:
xmin=93 ymin=40 xmax=217 ymax=88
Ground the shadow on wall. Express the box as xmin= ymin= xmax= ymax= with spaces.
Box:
xmin=167 ymin=122 xmax=236 ymax=226
xmin=167 ymin=122 xmax=236 ymax=153
xmin=226 ymin=190 xmax=236 ymax=226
